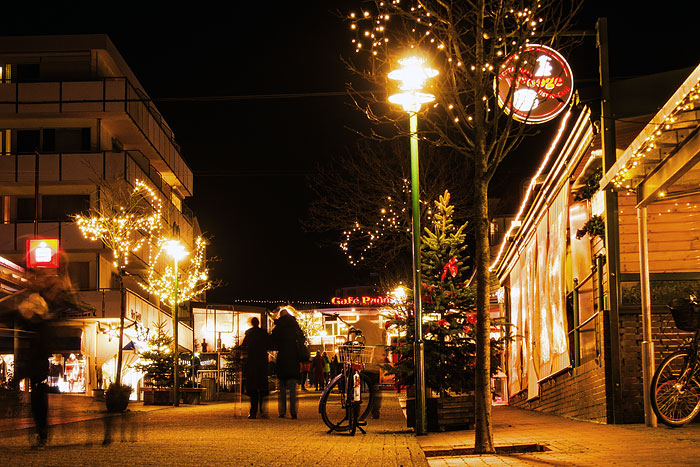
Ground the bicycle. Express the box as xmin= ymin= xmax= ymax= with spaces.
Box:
xmin=318 ymin=314 xmax=376 ymax=435
xmin=650 ymin=296 xmax=700 ymax=427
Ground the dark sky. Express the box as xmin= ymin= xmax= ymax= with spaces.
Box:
xmin=3 ymin=2 xmax=699 ymax=304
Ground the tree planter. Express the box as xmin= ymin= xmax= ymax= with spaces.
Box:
xmin=0 ymin=389 xmax=23 ymax=418
xmin=105 ymin=384 xmax=132 ymax=413
xmin=405 ymin=393 xmax=475 ymax=432
xmin=180 ymin=388 xmax=206 ymax=405
xmin=141 ymin=387 xmax=173 ymax=405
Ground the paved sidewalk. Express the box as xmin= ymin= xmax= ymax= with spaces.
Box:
xmin=418 ymin=405 xmax=700 ymax=466
xmin=0 ymin=391 xmax=427 ymax=466
xmin=0 ymin=392 xmax=169 ymax=433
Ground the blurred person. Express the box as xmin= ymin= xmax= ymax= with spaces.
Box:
xmin=240 ymin=316 xmax=269 ymax=419
xmin=270 ymin=308 xmax=304 ymax=419
xmin=10 ymin=265 xmax=74 ymax=447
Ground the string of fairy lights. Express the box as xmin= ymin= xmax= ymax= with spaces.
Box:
xmin=339 ymin=178 xmax=433 ymax=266
xmin=348 ymin=1 xmax=547 ymax=124
xmin=139 ymin=235 xmax=212 ymax=306
xmin=75 ymin=178 xmax=212 ymax=303
xmin=611 ymin=80 xmax=700 ymax=190
xmin=75 ymin=179 xmax=163 ymax=269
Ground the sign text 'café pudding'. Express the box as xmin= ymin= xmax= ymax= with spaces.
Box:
xmin=330 ymin=295 xmax=393 ymax=306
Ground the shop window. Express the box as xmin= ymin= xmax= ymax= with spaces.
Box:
xmin=42 ymin=195 xmax=90 ymax=221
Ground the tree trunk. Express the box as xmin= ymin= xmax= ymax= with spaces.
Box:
xmin=473 ymin=168 xmax=494 ymax=453
xmin=115 ymin=269 xmax=126 ymax=385
xmin=473 ymin=0 xmax=494 ymax=454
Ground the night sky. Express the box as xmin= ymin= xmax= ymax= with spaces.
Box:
xmin=2 ymin=2 xmax=699 ymax=304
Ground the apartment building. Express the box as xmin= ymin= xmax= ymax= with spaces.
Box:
xmin=0 ymin=35 xmax=198 ymax=397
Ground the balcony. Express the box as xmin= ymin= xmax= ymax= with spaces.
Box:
xmin=0 ymin=78 xmax=192 ymax=196
xmin=0 ymin=150 xmax=194 ymax=249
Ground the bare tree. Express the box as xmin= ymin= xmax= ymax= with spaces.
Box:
xmin=305 ymin=140 xmax=472 ymax=281
xmin=344 ymin=0 xmax=582 ymax=452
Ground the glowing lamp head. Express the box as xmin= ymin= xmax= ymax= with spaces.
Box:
xmin=391 ymin=285 xmax=407 ymax=303
xmin=164 ymin=240 xmax=188 ymax=261
xmin=388 ymin=55 xmax=438 ymax=112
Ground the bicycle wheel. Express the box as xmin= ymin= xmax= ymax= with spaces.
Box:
xmin=651 ymin=350 xmax=700 ymax=427
xmin=319 ymin=372 xmax=375 ymax=432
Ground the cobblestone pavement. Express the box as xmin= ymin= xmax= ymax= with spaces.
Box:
xmin=0 ymin=391 xmax=427 ymax=466
xmin=419 ymin=405 xmax=700 ymax=466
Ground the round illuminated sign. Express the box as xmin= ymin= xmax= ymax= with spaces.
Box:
xmin=495 ymin=44 xmax=574 ymax=124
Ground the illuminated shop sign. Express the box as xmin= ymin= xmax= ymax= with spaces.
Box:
xmin=26 ymin=239 xmax=59 ymax=268
xmin=495 ymin=44 xmax=573 ymax=124
xmin=331 ymin=295 xmax=392 ymax=306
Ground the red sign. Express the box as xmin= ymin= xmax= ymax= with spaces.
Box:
xmin=495 ymin=44 xmax=573 ymax=124
xmin=26 ymin=239 xmax=59 ymax=268
xmin=331 ymin=296 xmax=392 ymax=306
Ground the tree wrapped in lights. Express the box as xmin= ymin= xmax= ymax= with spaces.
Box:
xmin=305 ymin=141 xmax=472 ymax=278
xmin=139 ymin=235 xmax=213 ymax=306
xmin=345 ymin=0 xmax=581 ymax=451
xmin=74 ymin=179 xmax=164 ymax=386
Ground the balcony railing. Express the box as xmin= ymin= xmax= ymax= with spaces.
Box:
xmin=0 ymin=77 xmax=192 ymax=195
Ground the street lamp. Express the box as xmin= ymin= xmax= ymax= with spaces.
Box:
xmin=388 ymin=55 xmax=438 ymax=436
xmin=164 ymin=239 xmax=188 ymax=407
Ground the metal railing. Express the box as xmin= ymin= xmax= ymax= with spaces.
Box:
xmin=570 ymin=254 xmax=604 ymax=367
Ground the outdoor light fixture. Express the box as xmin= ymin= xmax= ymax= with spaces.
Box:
xmin=165 ymin=240 xmax=188 ymax=407
xmin=388 ymin=56 xmax=438 ymax=112
xmin=388 ymin=54 xmax=438 ymax=436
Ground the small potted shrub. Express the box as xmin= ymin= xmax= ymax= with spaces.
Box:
xmin=105 ymin=382 xmax=132 ymax=413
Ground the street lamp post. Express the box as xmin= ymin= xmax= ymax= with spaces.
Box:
xmin=164 ymin=240 xmax=188 ymax=407
xmin=388 ymin=55 xmax=438 ymax=436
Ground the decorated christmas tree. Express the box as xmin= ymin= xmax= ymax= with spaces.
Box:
xmin=383 ymin=191 xmax=503 ymax=395
xmin=135 ymin=321 xmax=174 ymax=388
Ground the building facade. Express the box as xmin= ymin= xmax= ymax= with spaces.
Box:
xmin=0 ymin=35 xmax=199 ymax=398
xmin=493 ymin=64 xmax=700 ymax=423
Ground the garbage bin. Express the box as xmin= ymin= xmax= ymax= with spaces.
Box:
xmin=202 ymin=378 xmax=216 ymax=402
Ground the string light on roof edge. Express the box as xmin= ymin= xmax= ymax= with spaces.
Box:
xmin=489 ymin=110 xmax=572 ymax=272
xmin=610 ymin=81 xmax=700 ymax=189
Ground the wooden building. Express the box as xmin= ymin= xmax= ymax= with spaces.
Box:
xmin=493 ymin=63 xmax=700 ymax=424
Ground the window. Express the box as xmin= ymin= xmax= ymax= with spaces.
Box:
xmin=68 ymin=261 xmax=90 ymax=290
xmin=42 ymin=195 xmax=90 ymax=221
xmin=15 ymin=63 xmax=40 ymax=82
xmin=16 ymin=198 xmax=36 ymax=221
xmin=16 ymin=130 xmax=40 ymax=153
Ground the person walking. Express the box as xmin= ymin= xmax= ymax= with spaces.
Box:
xmin=270 ymin=308 xmax=305 ymax=419
xmin=330 ymin=354 xmax=340 ymax=379
xmin=322 ymin=352 xmax=331 ymax=387
xmin=300 ymin=360 xmax=310 ymax=391
xmin=311 ymin=352 xmax=324 ymax=391
xmin=241 ymin=316 xmax=269 ymax=419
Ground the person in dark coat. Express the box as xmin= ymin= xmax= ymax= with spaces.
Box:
xmin=240 ymin=316 xmax=269 ymax=419
xmin=311 ymin=352 xmax=324 ymax=391
xmin=270 ymin=308 xmax=304 ymax=419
